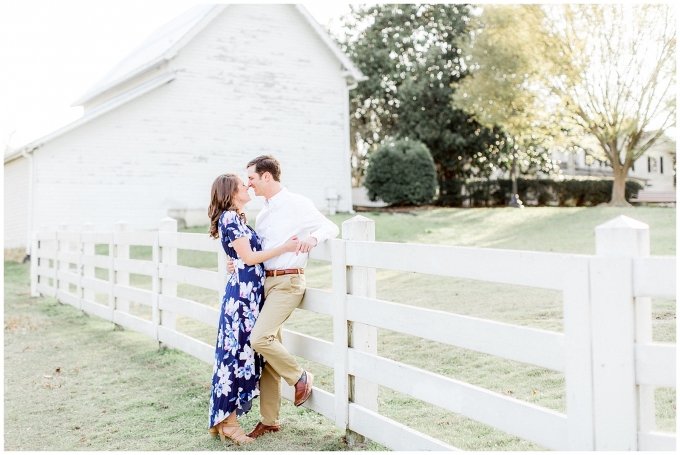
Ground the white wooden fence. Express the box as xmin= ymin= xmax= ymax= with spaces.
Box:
xmin=30 ymin=215 xmax=676 ymax=450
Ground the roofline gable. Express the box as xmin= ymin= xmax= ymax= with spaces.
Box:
xmin=71 ymin=5 xmax=227 ymax=107
xmin=5 ymin=71 xmax=176 ymax=163
xmin=72 ymin=4 xmax=365 ymax=108
xmin=293 ymin=5 xmax=367 ymax=84
xmin=5 ymin=5 xmax=369 ymax=160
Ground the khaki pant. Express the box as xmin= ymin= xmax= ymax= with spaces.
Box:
xmin=252 ymin=273 xmax=305 ymax=426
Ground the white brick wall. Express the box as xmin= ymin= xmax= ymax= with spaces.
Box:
xmin=13 ymin=5 xmax=352 ymax=241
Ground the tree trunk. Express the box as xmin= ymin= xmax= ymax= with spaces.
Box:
xmin=609 ymin=162 xmax=631 ymax=207
xmin=509 ymin=154 xmax=523 ymax=208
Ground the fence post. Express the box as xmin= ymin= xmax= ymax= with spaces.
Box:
xmin=599 ymin=215 xmax=656 ymax=437
xmin=30 ymin=231 xmax=39 ymax=297
xmin=563 ymin=255 xmax=595 ymax=449
xmin=114 ymin=221 xmax=130 ymax=320
xmin=108 ymin=229 xmax=115 ymax=322
xmin=74 ymin=229 xmax=82 ymax=310
xmin=590 ymin=215 xmax=648 ymax=449
xmin=159 ymin=217 xmax=178 ymax=346
xmin=151 ymin=228 xmax=160 ymax=341
xmin=332 ymin=237 xmax=349 ymax=429
xmin=342 ymin=215 xmax=378 ymax=445
xmin=54 ymin=224 xmax=68 ymax=303
xmin=626 ymin=235 xmax=655 ymax=440
xmin=42 ymin=226 xmax=56 ymax=294
xmin=81 ymin=223 xmax=95 ymax=306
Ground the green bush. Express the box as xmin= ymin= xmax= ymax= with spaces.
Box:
xmin=364 ymin=139 xmax=438 ymax=206
xmin=437 ymin=177 xmax=643 ymax=207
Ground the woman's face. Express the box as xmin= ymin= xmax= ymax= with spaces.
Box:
xmin=234 ymin=177 xmax=251 ymax=207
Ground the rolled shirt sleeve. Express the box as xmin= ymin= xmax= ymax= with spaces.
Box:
xmin=300 ymin=197 xmax=340 ymax=244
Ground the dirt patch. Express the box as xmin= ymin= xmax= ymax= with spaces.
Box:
xmin=4 ymin=248 xmax=27 ymax=263
xmin=4 ymin=314 xmax=51 ymax=333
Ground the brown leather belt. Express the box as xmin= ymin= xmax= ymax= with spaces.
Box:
xmin=265 ymin=268 xmax=304 ymax=277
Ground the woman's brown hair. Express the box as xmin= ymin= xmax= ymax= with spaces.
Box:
xmin=208 ymin=173 xmax=243 ymax=239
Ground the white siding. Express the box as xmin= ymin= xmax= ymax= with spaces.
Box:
xmin=629 ymin=149 xmax=675 ymax=191
xmin=25 ymin=4 xmax=352 ymax=235
xmin=553 ymin=143 xmax=676 ymax=192
xmin=165 ymin=4 xmax=352 ymax=213
xmin=4 ymin=157 xmax=29 ymax=249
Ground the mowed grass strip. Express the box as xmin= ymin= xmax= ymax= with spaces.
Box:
xmin=3 ymin=262 xmax=376 ymax=451
xmin=5 ymin=206 xmax=676 ymax=450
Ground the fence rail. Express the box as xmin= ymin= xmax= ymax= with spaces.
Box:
xmin=31 ymin=215 xmax=676 ymax=450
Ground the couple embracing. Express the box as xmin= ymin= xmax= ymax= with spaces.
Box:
xmin=206 ymin=155 xmax=339 ymax=444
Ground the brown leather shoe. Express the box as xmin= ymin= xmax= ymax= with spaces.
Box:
xmin=294 ymin=370 xmax=314 ymax=406
xmin=246 ymin=422 xmax=281 ymax=439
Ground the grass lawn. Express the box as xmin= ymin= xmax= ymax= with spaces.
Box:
xmin=4 ymin=206 xmax=676 ymax=450
xmin=3 ymin=261 xmax=372 ymax=451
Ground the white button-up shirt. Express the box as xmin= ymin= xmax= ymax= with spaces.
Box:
xmin=256 ymin=188 xmax=339 ymax=270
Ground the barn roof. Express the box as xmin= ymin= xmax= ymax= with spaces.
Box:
xmin=4 ymin=72 xmax=176 ymax=163
xmin=4 ymin=5 xmax=366 ymax=163
xmin=72 ymin=4 xmax=366 ymax=107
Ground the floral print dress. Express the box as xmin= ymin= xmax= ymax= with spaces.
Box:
xmin=209 ymin=211 xmax=266 ymax=428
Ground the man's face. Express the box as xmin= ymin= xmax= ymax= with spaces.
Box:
xmin=247 ymin=165 xmax=265 ymax=196
xmin=234 ymin=177 xmax=251 ymax=206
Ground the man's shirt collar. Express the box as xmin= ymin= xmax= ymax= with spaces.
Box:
xmin=265 ymin=187 xmax=288 ymax=207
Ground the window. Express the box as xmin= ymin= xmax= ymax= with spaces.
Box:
xmin=648 ymin=157 xmax=658 ymax=173
xmin=660 ymin=156 xmax=664 ymax=174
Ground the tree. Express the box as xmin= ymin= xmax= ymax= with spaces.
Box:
xmin=338 ymin=4 xmax=506 ymax=186
xmin=543 ymin=4 xmax=676 ymax=206
xmin=396 ymin=72 xmax=508 ymax=182
xmin=451 ymin=5 xmax=560 ymax=205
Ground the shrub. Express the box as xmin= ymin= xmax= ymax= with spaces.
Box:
xmin=436 ymin=177 xmax=643 ymax=207
xmin=364 ymin=139 xmax=438 ymax=206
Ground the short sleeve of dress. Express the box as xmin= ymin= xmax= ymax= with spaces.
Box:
xmin=220 ymin=211 xmax=249 ymax=244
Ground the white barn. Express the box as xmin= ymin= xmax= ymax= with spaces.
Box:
xmin=4 ymin=4 xmax=365 ymax=253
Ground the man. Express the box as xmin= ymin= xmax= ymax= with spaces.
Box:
xmin=231 ymin=155 xmax=339 ymax=439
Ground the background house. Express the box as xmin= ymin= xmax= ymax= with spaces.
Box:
xmin=4 ymin=4 xmax=365 ymax=252
xmin=552 ymin=135 xmax=676 ymax=193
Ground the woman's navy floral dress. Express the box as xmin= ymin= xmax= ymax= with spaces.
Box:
xmin=209 ymin=211 xmax=266 ymax=428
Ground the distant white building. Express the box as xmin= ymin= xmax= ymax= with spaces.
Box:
xmin=552 ymin=135 xmax=676 ymax=192
xmin=4 ymin=4 xmax=365 ymax=252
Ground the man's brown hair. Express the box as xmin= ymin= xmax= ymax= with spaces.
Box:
xmin=247 ymin=155 xmax=281 ymax=182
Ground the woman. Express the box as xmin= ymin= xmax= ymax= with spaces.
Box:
xmin=207 ymin=173 xmax=298 ymax=445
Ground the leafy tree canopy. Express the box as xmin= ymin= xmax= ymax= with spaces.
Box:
xmin=543 ymin=4 xmax=676 ymax=206
xmin=337 ymin=4 xmax=513 ymax=185
xmin=451 ymin=5 xmax=560 ymax=177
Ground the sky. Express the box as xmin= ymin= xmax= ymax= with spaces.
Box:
xmin=0 ymin=1 xmax=352 ymax=152
xmin=2 ymin=2 xmax=675 ymax=153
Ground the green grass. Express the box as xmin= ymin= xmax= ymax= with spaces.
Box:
xmin=4 ymin=206 xmax=676 ymax=450
xmin=3 ymin=261 xmax=376 ymax=451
